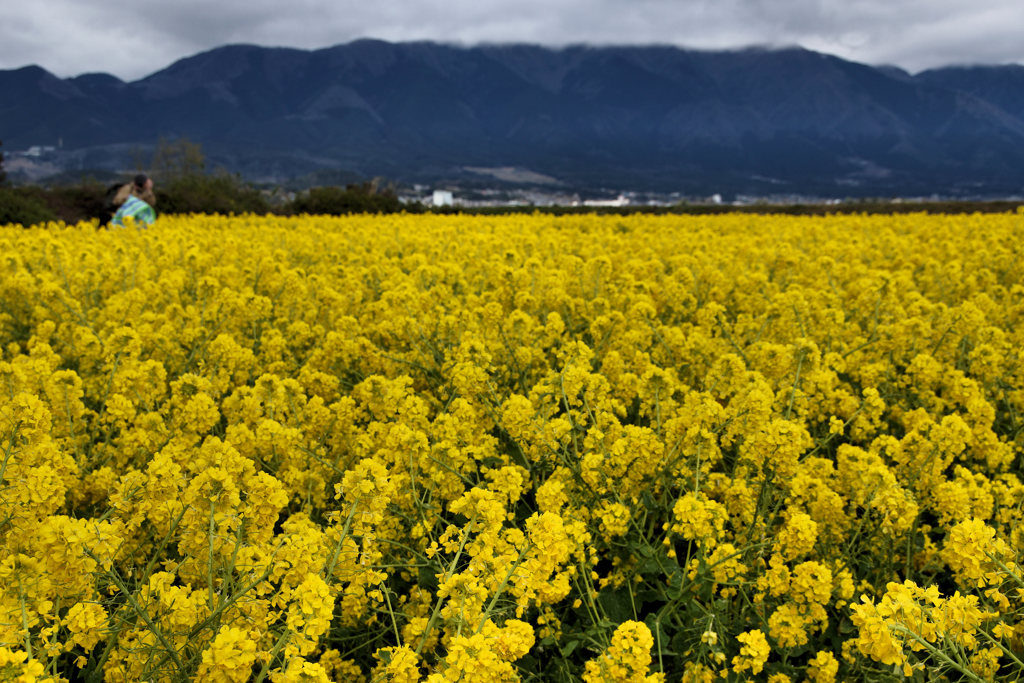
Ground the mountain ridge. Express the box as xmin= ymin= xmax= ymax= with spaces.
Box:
xmin=3 ymin=40 xmax=1024 ymax=196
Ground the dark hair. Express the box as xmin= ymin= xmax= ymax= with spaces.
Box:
xmin=134 ymin=173 xmax=150 ymax=189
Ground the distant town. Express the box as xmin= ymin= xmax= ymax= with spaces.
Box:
xmin=6 ymin=143 xmax=1022 ymax=211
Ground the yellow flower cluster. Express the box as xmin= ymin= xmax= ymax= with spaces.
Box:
xmin=1 ymin=210 xmax=1023 ymax=681
xmin=849 ymin=579 xmax=1002 ymax=676
xmin=583 ymin=621 xmax=664 ymax=682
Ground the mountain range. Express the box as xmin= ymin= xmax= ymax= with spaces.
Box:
xmin=3 ymin=39 xmax=1024 ymax=197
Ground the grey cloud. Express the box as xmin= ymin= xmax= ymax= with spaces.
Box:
xmin=2 ymin=0 xmax=1022 ymax=80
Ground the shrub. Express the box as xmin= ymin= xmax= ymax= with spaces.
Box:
xmin=44 ymin=181 xmax=111 ymax=224
xmin=289 ymin=182 xmax=405 ymax=215
xmin=156 ymin=173 xmax=271 ymax=215
xmin=0 ymin=186 xmax=57 ymax=226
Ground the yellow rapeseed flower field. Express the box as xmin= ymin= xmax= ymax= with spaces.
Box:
xmin=0 ymin=211 xmax=1022 ymax=682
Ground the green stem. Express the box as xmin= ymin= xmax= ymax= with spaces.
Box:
xmin=474 ymin=540 xmax=533 ymax=633
xmin=415 ymin=520 xmax=474 ymax=656
xmin=380 ymin=582 xmax=402 ymax=645
xmin=208 ymin=500 xmax=217 ymax=610
xmin=17 ymin=575 xmax=32 ymax=659
xmin=323 ymin=500 xmax=360 ymax=580
xmin=891 ymin=626 xmax=988 ymax=683
xmin=253 ymin=629 xmax=292 ymax=683
xmin=95 ymin=555 xmax=187 ymax=673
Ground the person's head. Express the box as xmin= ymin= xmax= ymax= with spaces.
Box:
xmin=130 ymin=173 xmax=156 ymax=206
xmin=134 ymin=173 xmax=153 ymax=192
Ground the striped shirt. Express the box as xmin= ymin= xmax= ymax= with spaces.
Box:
xmin=111 ymin=195 xmax=156 ymax=228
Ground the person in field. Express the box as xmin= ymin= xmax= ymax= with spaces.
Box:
xmin=107 ymin=173 xmax=157 ymax=228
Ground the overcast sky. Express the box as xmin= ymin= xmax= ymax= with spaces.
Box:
xmin=4 ymin=0 xmax=1023 ymax=81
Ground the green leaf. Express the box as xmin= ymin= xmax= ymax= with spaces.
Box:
xmin=597 ymin=588 xmax=634 ymax=622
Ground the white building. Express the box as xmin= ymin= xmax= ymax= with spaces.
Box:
xmin=582 ymin=194 xmax=629 ymax=208
xmin=24 ymin=145 xmax=56 ymax=157
xmin=432 ymin=190 xmax=454 ymax=207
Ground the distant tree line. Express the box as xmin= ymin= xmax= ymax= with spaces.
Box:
xmin=0 ymin=138 xmax=413 ymax=227
xmin=4 ymin=179 xmax=1022 ymax=228
xmin=2 ymin=137 xmax=1022 ymax=227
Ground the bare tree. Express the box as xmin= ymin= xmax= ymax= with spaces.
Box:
xmin=150 ymin=136 xmax=206 ymax=180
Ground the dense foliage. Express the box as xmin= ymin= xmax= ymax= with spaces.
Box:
xmin=0 ymin=186 xmax=57 ymax=227
xmin=154 ymin=173 xmax=272 ymax=216
xmin=288 ymin=183 xmax=406 ymax=216
xmin=0 ymin=212 xmax=1022 ymax=682
xmin=0 ymin=175 xmax=419 ymax=226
